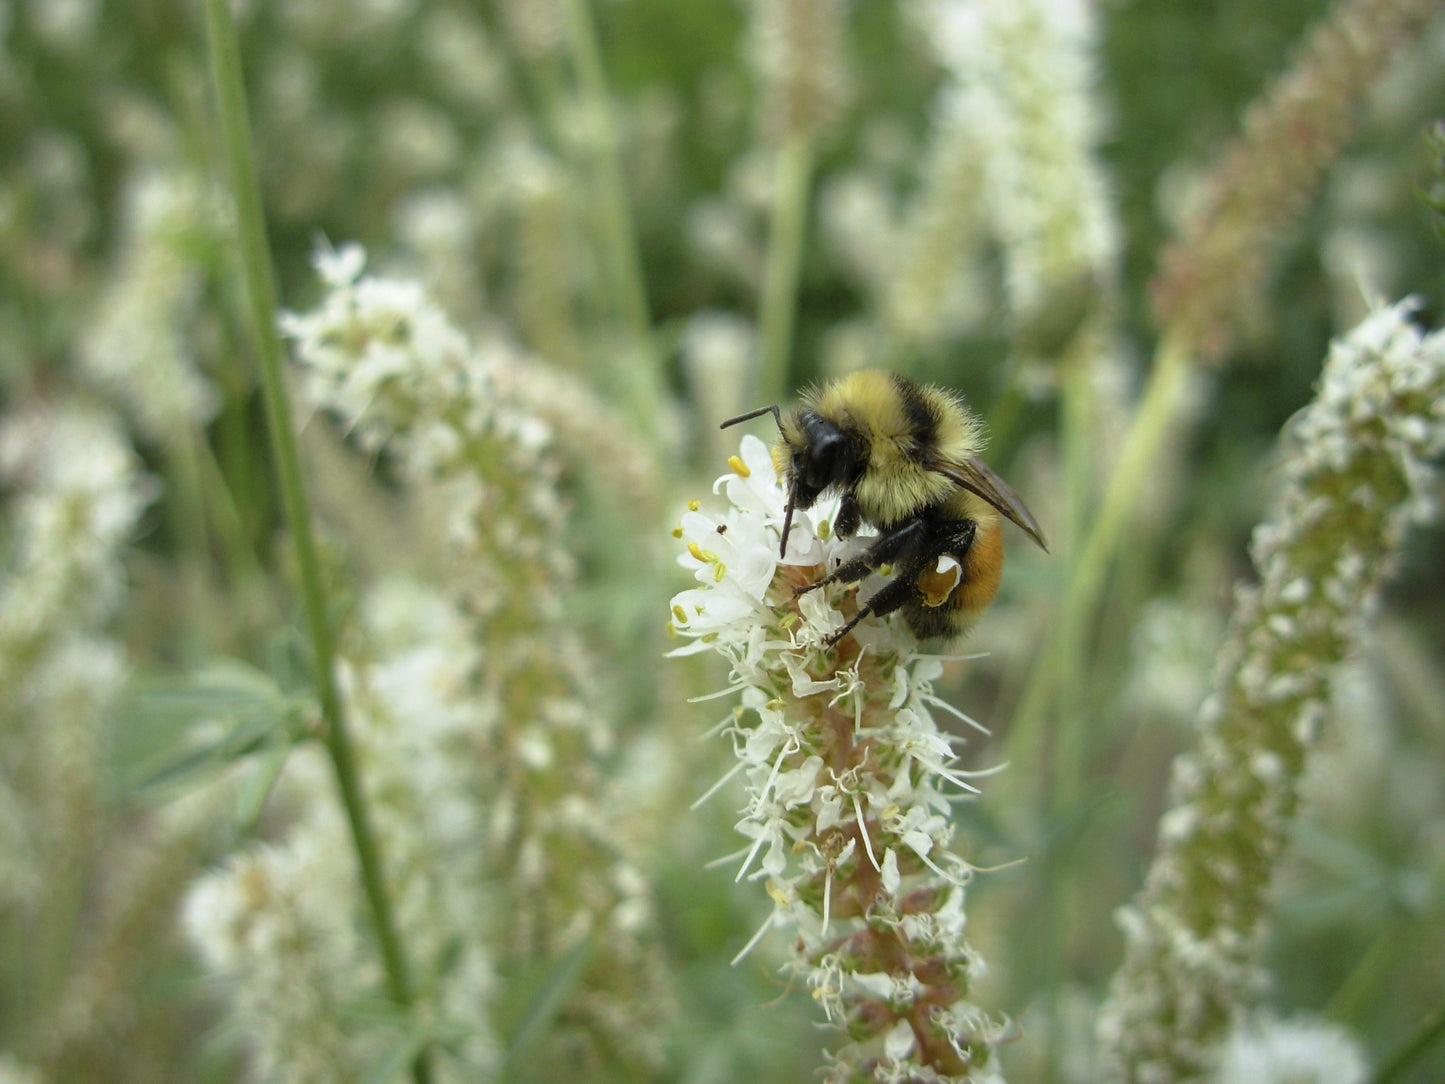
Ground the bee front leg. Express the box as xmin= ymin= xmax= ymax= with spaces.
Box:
xmin=834 ymin=493 xmax=861 ymax=539
xmin=796 ymin=519 xmax=924 ymax=597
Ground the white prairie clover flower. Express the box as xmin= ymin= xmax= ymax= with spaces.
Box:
xmin=282 ymin=245 xmax=669 ymax=1078
xmin=184 ymin=844 xmax=359 ymax=1084
xmin=0 ymin=405 xmax=156 ymax=661
xmin=920 ymin=0 xmax=1116 ymax=342
xmin=185 ymin=582 xmax=504 ymax=1081
xmin=1151 ymin=0 xmax=1441 ymax=360
xmin=1098 ymin=299 xmax=1445 ymax=1083
xmin=747 ymin=0 xmax=851 ymax=144
xmin=0 ymin=404 xmax=152 ymax=911
xmin=879 ymin=95 xmax=991 ymax=350
xmin=671 ymin=434 xmax=1008 ymax=1083
xmin=0 ymin=1057 xmax=40 ymax=1084
xmin=76 ymin=170 xmax=225 ymax=441
xmin=1212 ymin=1014 xmax=1369 ymax=1084
xmin=497 ymin=0 xmax=565 ymax=62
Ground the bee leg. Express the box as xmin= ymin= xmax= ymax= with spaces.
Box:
xmin=937 ymin=521 xmax=978 ymax=564
xmin=822 ymin=567 xmax=920 ymax=647
xmin=795 ymin=519 xmax=925 ymax=597
xmin=834 ymin=493 xmax=861 ymax=539
xmin=820 ymin=521 xmax=979 ymax=647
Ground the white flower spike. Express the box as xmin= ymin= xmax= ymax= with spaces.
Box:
xmin=671 ymin=435 xmax=1009 ymax=1082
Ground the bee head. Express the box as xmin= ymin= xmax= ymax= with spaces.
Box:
xmin=773 ymin=409 xmax=866 ymax=559
xmin=720 ymin=401 xmax=861 ymax=560
xmin=787 ymin=411 xmax=854 ymax=509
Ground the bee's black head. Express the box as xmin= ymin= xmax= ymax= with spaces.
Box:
xmin=718 ymin=401 xmax=861 ymax=561
xmin=789 ymin=411 xmax=857 ymax=510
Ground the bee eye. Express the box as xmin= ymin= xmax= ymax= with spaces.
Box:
xmin=799 ymin=414 xmax=850 ymax=490
xmin=804 ymin=431 xmax=845 ymax=488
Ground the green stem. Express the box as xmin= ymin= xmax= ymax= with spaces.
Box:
xmin=563 ymin=0 xmax=649 ymax=338
xmin=561 ymin=0 xmax=664 ymax=440
xmin=199 ymin=4 xmax=430 ymax=1080
xmin=1328 ymin=860 xmax=1445 ymax=1034
xmin=1052 ymin=336 xmax=1097 ymax=811
xmin=982 ymin=374 xmax=1027 ymax=455
xmin=757 ymin=131 xmax=815 ymax=406
xmin=1041 ymin=335 xmax=1098 ymax=1084
xmin=1004 ymin=331 xmax=1193 ymax=767
xmin=1327 ymin=918 xmax=1405 ymax=1025
xmin=164 ymin=426 xmax=210 ymax=565
xmin=195 ymin=431 xmax=281 ymax=635
xmin=1372 ymin=1006 xmax=1445 ymax=1084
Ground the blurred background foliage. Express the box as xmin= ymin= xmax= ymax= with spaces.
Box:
xmin=1 ymin=0 xmax=1443 ymax=1082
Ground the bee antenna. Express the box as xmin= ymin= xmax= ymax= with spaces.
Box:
xmin=717 ymin=404 xmax=791 ymax=557
xmin=779 ymin=489 xmax=796 ymax=561
xmin=720 ymin=404 xmax=783 ymax=431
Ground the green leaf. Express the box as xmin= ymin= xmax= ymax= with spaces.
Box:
xmin=359 ymin=1021 xmax=433 ymax=1084
xmin=497 ymin=937 xmax=595 ymax=1079
xmin=234 ymin=736 xmax=295 ymax=831
xmin=340 ymin=994 xmax=443 ymax=1084
xmin=109 ymin=659 xmax=305 ymax=798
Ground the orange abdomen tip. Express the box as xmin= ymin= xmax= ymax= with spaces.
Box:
xmin=953 ymin=519 xmax=1004 ymax=615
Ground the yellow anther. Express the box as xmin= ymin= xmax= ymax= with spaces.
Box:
xmin=687 ymin=499 xmax=701 ymax=511
xmin=672 ymin=604 xmax=688 ymax=623
xmin=728 ymin=454 xmax=750 ymax=477
xmin=671 ymin=527 xmax=684 ymax=539
xmin=665 ymin=621 xmax=677 ymax=639
xmin=713 ymin=562 xmax=727 ymax=583
xmin=688 ymin=541 xmax=707 ymax=562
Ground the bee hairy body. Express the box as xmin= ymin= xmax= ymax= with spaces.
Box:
xmin=784 ymin=370 xmax=971 ymax=528
xmin=725 ymin=370 xmax=1045 ymax=647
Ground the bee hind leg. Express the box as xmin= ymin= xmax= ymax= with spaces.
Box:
xmin=822 ymin=567 xmax=919 ymax=647
xmin=795 ymin=518 xmax=924 ymax=597
xmin=814 ymin=519 xmax=980 ymax=647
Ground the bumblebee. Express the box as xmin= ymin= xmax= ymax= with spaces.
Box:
xmin=722 ymin=370 xmax=1047 ymax=646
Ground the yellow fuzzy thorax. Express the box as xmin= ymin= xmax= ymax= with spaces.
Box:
xmin=800 ymin=370 xmax=985 ymax=527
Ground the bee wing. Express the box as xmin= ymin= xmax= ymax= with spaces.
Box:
xmin=935 ymin=456 xmax=1049 ymax=552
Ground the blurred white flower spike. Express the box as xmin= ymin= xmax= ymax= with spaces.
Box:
xmin=1099 ymin=298 xmax=1445 ymax=1082
xmin=669 ymin=434 xmax=1010 ymax=1083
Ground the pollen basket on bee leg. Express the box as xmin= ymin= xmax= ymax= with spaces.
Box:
xmin=916 ymin=556 xmax=963 ymax=608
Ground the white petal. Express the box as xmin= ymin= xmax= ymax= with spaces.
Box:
xmin=884 ymin=1018 xmax=917 ymax=1061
